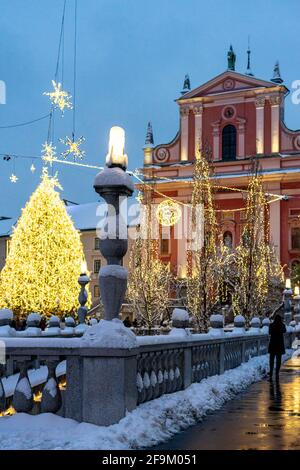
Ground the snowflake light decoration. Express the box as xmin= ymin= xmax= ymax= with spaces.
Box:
xmin=30 ymin=164 xmax=36 ymax=173
xmin=156 ymin=200 xmax=182 ymax=227
xmin=10 ymin=173 xmax=18 ymax=183
xmin=44 ymin=80 xmax=72 ymax=114
xmin=60 ymin=134 xmax=85 ymax=160
xmin=42 ymin=141 xmax=56 ymax=166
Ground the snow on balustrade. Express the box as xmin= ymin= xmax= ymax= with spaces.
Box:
xmin=0 ymin=317 xmax=296 ymax=426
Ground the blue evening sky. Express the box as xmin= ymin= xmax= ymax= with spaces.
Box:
xmin=0 ymin=0 xmax=300 ymax=217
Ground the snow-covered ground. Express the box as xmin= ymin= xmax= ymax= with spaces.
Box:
xmin=0 ymin=353 xmax=280 ymax=450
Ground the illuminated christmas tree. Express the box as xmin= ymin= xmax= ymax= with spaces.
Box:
xmin=232 ymin=162 xmax=283 ymax=322
xmin=187 ymin=144 xmax=220 ymax=332
xmin=0 ymin=169 xmax=88 ymax=318
xmin=128 ymin=190 xmax=172 ymax=329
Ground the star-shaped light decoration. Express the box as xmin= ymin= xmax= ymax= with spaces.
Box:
xmin=10 ymin=173 xmax=18 ymax=183
xmin=43 ymin=80 xmax=72 ymax=114
xmin=60 ymin=134 xmax=85 ymax=160
xmin=30 ymin=164 xmax=36 ymax=173
xmin=41 ymin=141 xmax=56 ymax=166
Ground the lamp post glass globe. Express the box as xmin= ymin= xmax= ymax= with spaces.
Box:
xmin=105 ymin=126 xmax=128 ymax=169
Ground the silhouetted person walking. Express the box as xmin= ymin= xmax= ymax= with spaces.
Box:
xmin=268 ymin=314 xmax=286 ymax=381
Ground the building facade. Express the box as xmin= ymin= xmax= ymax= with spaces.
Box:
xmin=142 ymin=55 xmax=300 ymax=276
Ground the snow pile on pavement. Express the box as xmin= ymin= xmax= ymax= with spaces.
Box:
xmin=0 ymin=354 xmax=277 ymax=450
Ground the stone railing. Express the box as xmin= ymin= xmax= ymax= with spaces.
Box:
xmin=0 ymin=331 xmax=294 ymax=424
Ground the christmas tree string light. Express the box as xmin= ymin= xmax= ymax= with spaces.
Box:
xmin=186 ymin=144 xmax=220 ymax=332
xmin=0 ymin=169 xmax=89 ymax=318
xmin=128 ymin=189 xmax=172 ymax=329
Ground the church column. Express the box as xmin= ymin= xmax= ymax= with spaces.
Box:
xmin=180 ymin=106 xmax=189 ymax=161
xmin=255 ymin=96 xmax=266 ymax=154
xmin=212 ymin=121 xmax=221 ymax=161
xmin=193 ymin=104 xmax=203 ymax=156
xmin=237 ymin=118 xmax=246 ymax=158
xmin=270 ymin=95 xmax=281 ymax=153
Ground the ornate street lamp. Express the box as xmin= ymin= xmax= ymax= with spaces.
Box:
xmin=93 ymin=127 xmax=134 ymax=321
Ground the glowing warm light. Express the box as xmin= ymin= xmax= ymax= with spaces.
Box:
xmin=80 ymin=260 xmax=87 ymax=274
xmin=0 ymin=406 xmax=16 ymax=417
xmin=295 ymin=286 xmax=300 ymax=296
xmin=42 ymin=141 xmax=56 ymax=166
xmin=60 ymin=135 xmax=85 ymax=160
xmin=0 ymin=170 xmax=90 ymax=318
xmin=286 ymin=278 xmax=291 ymax=289
xmin=44 ymin=80 xmax=72 ymax=114
xmin=34 ymin=391 xmax=42 ymax=402
xmin=106 ymin=126 xmax=128 ymax=168
xmin=178 ymin=265 xmax=187 ymax=279
xmin=156 ymin=200 xmax=182 ymax=227
xmin=30 ymin=164 xmax=36 ymax=173
xmin=9 ymin=173 xmax=18 ymax=183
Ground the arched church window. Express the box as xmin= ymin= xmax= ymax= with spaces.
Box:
xmin=291 ymin=227 xmax=300 ymax=250
xmin=223 ymin=231 xmax=233 ymax=248
xmin=222 ymin=124 xmax=236 ymax=161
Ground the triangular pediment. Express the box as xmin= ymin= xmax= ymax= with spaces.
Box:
xmin=177 ymin=70 xmax=285 ymax=101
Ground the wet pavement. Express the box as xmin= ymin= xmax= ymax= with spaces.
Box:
xmin=155 ymin=356 xmax=300 ymax=450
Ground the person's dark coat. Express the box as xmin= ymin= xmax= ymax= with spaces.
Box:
xmin=268 ymin=316 xmax=286 ymax=355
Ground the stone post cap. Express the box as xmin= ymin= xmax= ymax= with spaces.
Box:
xmin=27 ymin=312 xmax=41 ymax=327
xmin=250 ymin=317 xmax=261 ymax=328
xmin=262 ymin=318 xmax=270 ymax=326
xmin=65 ymin=316 xmax=76 ymax=327
xmin=171 ymin=308 xmax=189 ymax=328
xmin=48 ymin=315 xmax=60 ymax=326
xmin=0 ymin=308 xmax=13 ymax=326
xmin=210 ymin=314 xmax=224 ymax=328
xmin=234 ymin=315 xmax=245 ymax=327
xmin=94 ymin=167 xmax=134 ymax=194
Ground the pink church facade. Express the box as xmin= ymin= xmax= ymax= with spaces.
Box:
xmin=142 ymin=64 xmax=300 ymax=276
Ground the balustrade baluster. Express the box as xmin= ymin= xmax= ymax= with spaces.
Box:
xmin=41 ymin=360 xmax=62 ymax=414
xmin=0 ymin=364 xmax=6 ymax=412
xmin=12 ymin=359 xmax=34 ymax=413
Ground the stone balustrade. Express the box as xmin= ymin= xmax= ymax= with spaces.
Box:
xmin=0 ymin=330 xmax=295 ymax=425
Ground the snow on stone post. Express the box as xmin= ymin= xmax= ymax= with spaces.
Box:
xmin=94 ymin=127 xmax=134 ymax=322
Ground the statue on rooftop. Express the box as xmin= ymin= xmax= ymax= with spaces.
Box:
xmin=227 ymin=45 xmax=236 ymax=71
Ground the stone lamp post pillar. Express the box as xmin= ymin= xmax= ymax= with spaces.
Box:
xmin=69 ymin=130 xmax=137 ymax=426
xmin=93 ymin=126 xmax=134 ymax=321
